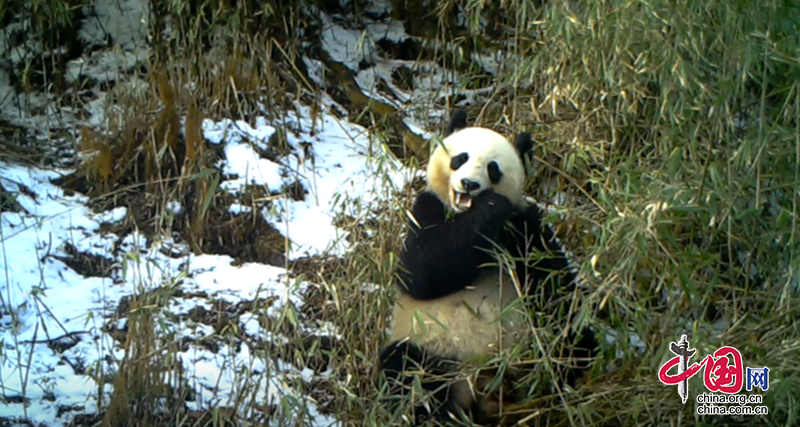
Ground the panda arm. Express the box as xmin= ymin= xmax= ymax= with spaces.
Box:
xmin=396 ymin=190 xmax=513 ymax=300
xmin=508 ymin=204 xmax=577 ymax=299
xmin=511 ymin=205 xmax=600 ymax=374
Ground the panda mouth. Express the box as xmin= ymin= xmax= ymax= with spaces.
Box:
xmin=454 ymin=191 xmax=473 ymax=209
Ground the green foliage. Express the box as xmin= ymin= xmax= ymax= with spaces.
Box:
xmin=4 ymin=0 xmax=798 ymax=425
xmin=441 ymin=0 xmax=800 ymax=424
xmin=1 ymin=0 xmax=76 ymax=30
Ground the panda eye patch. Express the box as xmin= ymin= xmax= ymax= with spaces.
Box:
xmin=450 ymin=153 xmax=469 ymax=170
xmin=488 ymin=161 xmax=503 ymax=184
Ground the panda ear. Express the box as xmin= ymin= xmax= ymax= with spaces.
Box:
xmin=444 ymin=109 xmax=468 ymax=137
xmin=514 ymin=132 xmax=534 ymax=156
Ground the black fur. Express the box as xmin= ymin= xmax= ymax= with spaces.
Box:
xmin=378 ymin=341 xmax=470 ymax=425
xmin=487 ymin=161 xmax=503 ymax=184
xmin=395 ymin=189 xmax=576 ymax=303
xmin=380 ymin=110 xmax=597 ymax=425
xmin=379 ymin=336 xmax=594 ymax=426
xmin=496 ymin=201 xmax=576 ymax=301
xmin=514 ymin=131 xmax=534 ymax=155
xmin=395 ymin=189 xmax=514 ymax=300
xmin=444 ymin=109 xmax=468 ymax=137
xmin=449 ymin=152 xmax=469 ymax=170
xmin=379 ymin=340 xmax=513 ymax=426
xmin=384 ymin=189 xmax=597 ymax=424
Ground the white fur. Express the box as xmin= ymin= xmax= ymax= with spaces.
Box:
xmin=390 ymin=269 xmax=530 ymax=361
xmin=384 ymin=122 xmax=540 ymax=420
xmin=392 ymin=127 xmax=533 ymax=362
xmin=427 ymin=127 xmax=527 ymax=211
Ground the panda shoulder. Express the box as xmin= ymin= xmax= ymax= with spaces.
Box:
xmin=514 ymin=196 xmax=566 ymax=245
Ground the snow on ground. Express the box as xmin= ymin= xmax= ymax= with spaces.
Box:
xmin=0 ymin=2 xmax=502 ymax=425
xmin=0 ymin=73 xmax=411 ymax=427
xmin=311 ymin=1 xmax=505 ymax=125
xmin=0 ymin=98 xmax=404 ymax=425
xmin=3 ymin=3 xmax=790 ymax=423
xmin=202 ymin=99 xmax=411 ymax=259
xmin=0 ymin=10 xmax=395 ymax=427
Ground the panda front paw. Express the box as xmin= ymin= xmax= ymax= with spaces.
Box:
xmin=472 ymin=189 xmax=514 ymax=220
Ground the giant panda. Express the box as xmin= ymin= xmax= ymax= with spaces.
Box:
xmin=378 ymin=109 xmax=598 ymax=425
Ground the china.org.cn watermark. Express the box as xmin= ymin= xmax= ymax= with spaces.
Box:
xmin=658 ymin=334 xmax=769 ymax=416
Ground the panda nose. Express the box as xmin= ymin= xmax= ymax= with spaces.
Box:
xmin=460 ymin=179 xmax=480 ymax=192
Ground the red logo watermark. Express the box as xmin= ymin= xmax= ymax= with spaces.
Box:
xmin=658 ymin=334 xmax=769 ymax=405
xmin=659 ymin=345 xmax=743 ymax=393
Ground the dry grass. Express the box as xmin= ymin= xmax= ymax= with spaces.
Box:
xmin=1 ymin=0 xmax=798 ymax=426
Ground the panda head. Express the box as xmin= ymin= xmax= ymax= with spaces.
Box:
xmin=427 ymin=109 xmax=534 ymax=213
